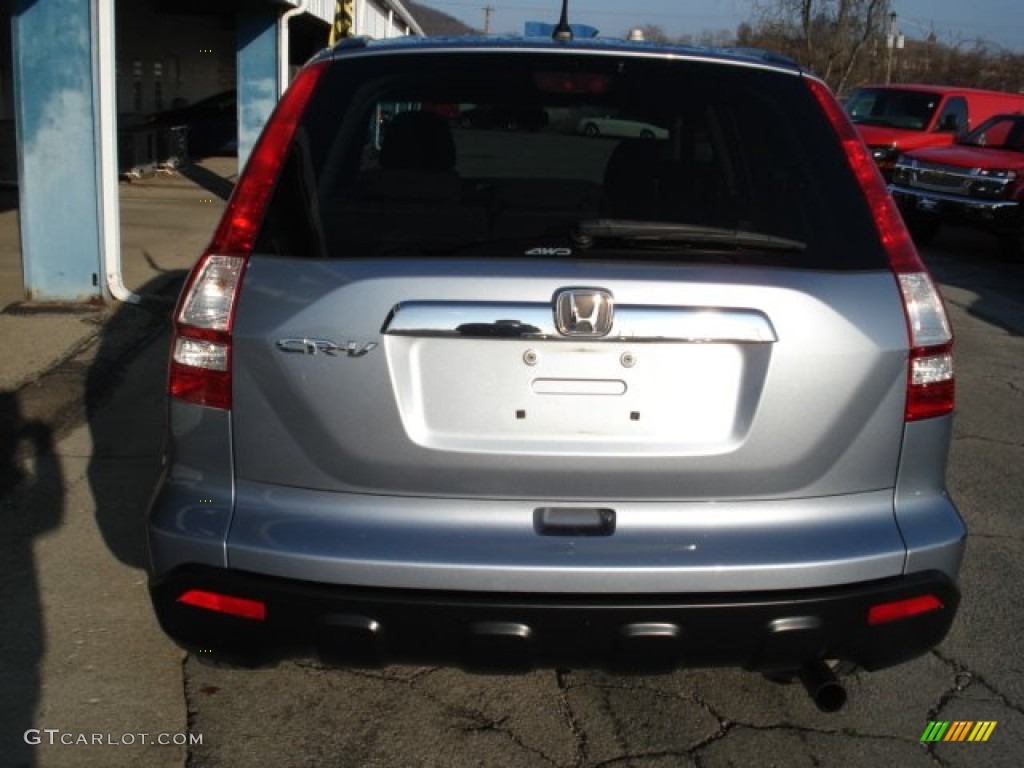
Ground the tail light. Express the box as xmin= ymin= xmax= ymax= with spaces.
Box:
xmin=168 ymin=61 xmax=328 ymax=410
xmin=807 ymin=78 xmax=954 ymax=421
xmin=169 ymin=255 xmax=244 ymax=408
xmin=896 ymin=273 xmax=954 ymax=420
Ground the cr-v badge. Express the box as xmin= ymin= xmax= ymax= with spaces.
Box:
xmin=276 ymin=338 xmax=378 ymax=357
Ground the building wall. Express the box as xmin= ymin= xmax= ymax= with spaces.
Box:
xmin=12 ymin=0 xmax=105 ymax=300
xmin=114 ymin=0 xmax=419 ymax=126
xmin=1 ymin=0 xmax=424 ymax=180
xmin=359 ymin=0 xmax=417 ymax=38
xmin=303 ymin=0 xmax=336 ymax=25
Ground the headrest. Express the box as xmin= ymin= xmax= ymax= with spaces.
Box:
xmin=380 ymin=110 xmax=456 ymax=172
xmin=602 ymin=138 xmax=665 ymax=218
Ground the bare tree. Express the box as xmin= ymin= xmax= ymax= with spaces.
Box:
xmin=872 ymin=32 xmax=1024 ymax=93
xmin=697 ymin=29 xmax=735 ymax=47
xmin=751 ymin=0 xmax=892 ymax=92
xmin=635 ymin=1 xmax=1022 ymax=95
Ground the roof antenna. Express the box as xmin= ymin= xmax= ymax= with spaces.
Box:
xmin=552 ymin=0 xmax=573 ymax=41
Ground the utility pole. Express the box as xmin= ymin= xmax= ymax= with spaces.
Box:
xmin=885 ymin=12 xmax=905 ymax=84
xmin=483 ymin=5 xmax=494 ymax=34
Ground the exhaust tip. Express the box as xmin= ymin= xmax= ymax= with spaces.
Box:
xmin=799 ymin=661 xmax=847 ymax=713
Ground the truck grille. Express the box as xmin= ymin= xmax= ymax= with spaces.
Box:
xmin=902 ymin=161 xmax=1011 ymax=200
xmin=909 ymin=163 xmax=970 ymax=193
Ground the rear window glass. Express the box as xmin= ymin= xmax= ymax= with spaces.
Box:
xmin=257 ymin=50 xmax=886 ymax=269
xmin=961 ymin=114 xmax=1024 ymax=149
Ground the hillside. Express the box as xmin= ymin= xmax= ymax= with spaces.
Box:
xmin=405 ymin=2 xmax=478 ymax=36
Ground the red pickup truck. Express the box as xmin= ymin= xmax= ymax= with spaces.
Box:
xmin=845 ymin=85 xmax=1024 ymax=180
xmin=889 ymin=112 xmax=1024 ymax=258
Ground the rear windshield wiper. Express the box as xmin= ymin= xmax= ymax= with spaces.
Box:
xmin=572 ymin=219 xmax=807 ymax=253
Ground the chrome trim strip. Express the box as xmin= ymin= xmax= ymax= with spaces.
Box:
xmin=889 ymin=184 xmax=1019 ymax=212
xmin=382 ymin=301 xmax=778 ymax=343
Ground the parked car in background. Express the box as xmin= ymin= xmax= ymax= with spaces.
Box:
xmin=148 ymin=33 xmax=963 ymax=712
xmin=458 ymin=103 xmax=549 ymax=131
xmin=890 ymin=112 xmax=1024 ymax=257
xmin=845 ymin=84 xmax=1024 ymax=179
xmin=577 ymin=115 xmax=667 ymax=139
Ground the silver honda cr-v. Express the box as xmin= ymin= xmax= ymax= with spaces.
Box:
xmin=147 ymin=32 xmax=964 ymax=710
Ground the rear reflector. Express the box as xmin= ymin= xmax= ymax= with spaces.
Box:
xmin=177 ymin=589 xmax=267 ymax=621
xmin=867 ymin=594 xmax=943 ymax=625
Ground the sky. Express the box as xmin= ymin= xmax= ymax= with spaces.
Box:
xmin=424 ymin=0 xmax=1024 ymax=52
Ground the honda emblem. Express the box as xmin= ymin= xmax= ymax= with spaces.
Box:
xmin=554 ymin=288 xmax=614 ymax=337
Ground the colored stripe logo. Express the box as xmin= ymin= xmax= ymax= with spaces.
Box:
xmin=921 ymin=721 xmax=997 ymax=742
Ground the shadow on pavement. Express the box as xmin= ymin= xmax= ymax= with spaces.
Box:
xmin=86 ymin=274 xmax=186 ymax=570
xmin=0 ymin=186 xmax=18 ymax=214
xmin=0 ymin=272 xmax=185 ymax=763
xmin=177 ymin=162 xmax=235 ymax=202
xmin=0 ymin=392 xmax=63 ymax=767
xmin=922 ymin=228 xmax=1024 ymax=337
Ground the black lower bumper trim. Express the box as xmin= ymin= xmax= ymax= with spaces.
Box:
xmin=150 ymin=567 xmax=959 ymax=673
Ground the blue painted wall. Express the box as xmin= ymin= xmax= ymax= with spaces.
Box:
xmin=12 ymin=0 xmax=103 ymax=301
xmin=237 ymin=10 xmax=279 ymax=170
xmin=9 ymin=1 xmax=286 ymax=300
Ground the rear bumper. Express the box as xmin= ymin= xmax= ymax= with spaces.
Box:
xmin=890 ymin=184 xmax=1020 ymax=231
xmin=151 ymin=565 xmax=959 ymax=673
